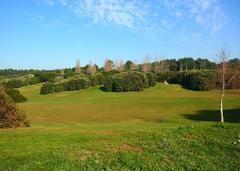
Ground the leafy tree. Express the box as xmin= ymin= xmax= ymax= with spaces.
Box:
xmin=40 ymin=82 xmax=55 ymax=94
xmin=0 ymin=86 xmax=29 ymax=128
xmin=124 ymin=60 xmax=133 ymax=71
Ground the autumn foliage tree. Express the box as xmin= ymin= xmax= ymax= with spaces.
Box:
xmin=87 ymin=61 xmax=97 ymax=75
xmin=0 ymin=86 xmax=29 ymax=128
xmin=75 ymin=59 xmax=81 ymax=74
xmin=104 ymin=58 xmax=113 ymax=72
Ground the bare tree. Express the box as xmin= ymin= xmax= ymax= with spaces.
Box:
xmin=114 ymin=59 xmax=124 ymax=71
xmin=87 ymin=60 xmax=97 ymax=75
xmin=75 ymin=59 xmax=81 ymax=74
xmin=104 ymin=58 xmax=113 ymax=72
xmin=142 ymin=54 xmax=151 ymax=73
xmin=217 ymin=48 xmax=239 ymax=123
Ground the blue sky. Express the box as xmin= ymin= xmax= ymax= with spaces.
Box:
xmin=0 ymin=0 xmax=239 ymax=69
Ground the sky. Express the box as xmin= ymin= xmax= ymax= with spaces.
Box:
xmin=0 ymin=0 xmax=240 ymax=69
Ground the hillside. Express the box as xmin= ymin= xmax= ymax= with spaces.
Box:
xmin=0 ymin=83 xmax=239 ymax=170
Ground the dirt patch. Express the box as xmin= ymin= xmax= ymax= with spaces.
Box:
xmin=107 ymin=144 xmax=144 ymax=154
xmin=121 ymin=144 xmax=144 ymax=153
xmin=69 ymin=149 xmax=92 ymax=161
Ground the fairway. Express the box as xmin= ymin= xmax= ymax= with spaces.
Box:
xmin=0 ymin=83 xmax=240 ymax=170
xmin=18 ymin=83 xmax=240 ymax=126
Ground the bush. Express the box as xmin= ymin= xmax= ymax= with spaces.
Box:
xmin=40 ymin=77 xmax=91 ymax=94
xmin=102 ymin=72 xmax=148 ymax=92
xmin=0 ymin=86 xmax=29 ymax=128
xmin=40 ymin=83 xmax=55 ymax=94
xmin=55 ymin=82 xmax=68 ymax=92
xmin=100 ymin=76 xmax=113 ymax=92
xmin=67 ymin=78 xmax=90 ymax=91
xmin=146 ymin=73 xmax=157 ymax=87
xmin=89 ymin=73 xmax=104 ymax=86
xmin=2 ymin=79 xmax=28 ymax=88
xmin=35 ymin=72 xmax=57 ymax=82
xmin=5 ymin=89 xmax=27 ymax=103
xmin=30 ymin=76 xmax=41 ymax=85
xmin=157 ymin=71 xmax=219 ymax=91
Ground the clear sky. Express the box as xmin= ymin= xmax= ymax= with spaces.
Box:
xmin=0 ymin=0 xmax=240 ymax=69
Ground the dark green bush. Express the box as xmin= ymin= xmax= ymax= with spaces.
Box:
xmin=67 ymin=78 xmax=90 ymax=91
xmin=30 ymin=76 xmax=41 ymax=85
xmin=157 ymin=71 xmax=219 ymax=91
xmin=89 ymin=73 xmax=104 ymax=86
xmin=5 ymin=89 xmax=27 ymax=103
xmin=40 ymin=83 xmax=55 ymax=94
xmin=146 ymin=73 xmax=157 ymax=87
xmin=102 ymin=72 xmax=148 ymax=92
xmin=40 ymin=77 xmax=91 ymax=94
xmin=55 ymin=82 xmax=68 ymax=92
xmin=2 ymin=79 xmax=28 ymax=89
xmin=35 ymin=72 xmax=57 ymax=82
xmin=101 ymin=76 xmax=113 ymax=92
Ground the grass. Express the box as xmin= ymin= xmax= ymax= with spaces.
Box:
xmin=0 ymin=83 xmax=240 ymax=170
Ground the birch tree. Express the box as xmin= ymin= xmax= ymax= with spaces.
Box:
xmin=217 ymin=48 xmax=239 ymax=123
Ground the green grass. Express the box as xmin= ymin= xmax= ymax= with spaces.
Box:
xmin=0 ymin=83 xmax=240 ymax=170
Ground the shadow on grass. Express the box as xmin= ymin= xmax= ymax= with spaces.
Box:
xmin=182 ymin=109 xmax=240 ymax=123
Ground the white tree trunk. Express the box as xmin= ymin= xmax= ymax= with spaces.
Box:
xmin=220 ymin=90 xmax=224 ymax=123
xmin=220 ymin=61 xmax=225 ymax=123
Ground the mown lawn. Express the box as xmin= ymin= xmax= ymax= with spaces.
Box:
xmin=0 ymin=83 xmax=239 ymax=170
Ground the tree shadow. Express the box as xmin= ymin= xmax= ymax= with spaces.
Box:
xmin=182 ymin=109 xmax=240 ymax=123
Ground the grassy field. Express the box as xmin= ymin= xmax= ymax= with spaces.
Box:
xmin=0 ymin=83 xmax=240 ymax=170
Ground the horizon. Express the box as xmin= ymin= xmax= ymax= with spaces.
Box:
xmin=1 ymin=0 xmax=240 ymax=69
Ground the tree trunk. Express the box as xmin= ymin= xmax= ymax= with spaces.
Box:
xmin=220 ymin=89 xmax=224 ymax=123
xmin=220 ymin=61 xmax=225 ymax=123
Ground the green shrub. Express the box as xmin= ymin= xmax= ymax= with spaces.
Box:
xmin=40 ymin=77 xmax=91 ymax=94
xmin=101 ymin=76 xmax=113 ymax=92
xmin=146 ymin=73 xmax=157 ymax=87
xmin=40 ymin=83 xmax=55 ymax=94
xmin=5 ymin=89 xmax=27 ymax=103
xmin=2 ymin=79 xmax=28 ymax=88
xmin=55 ymin=82 xmax=68 ymax=92
xmin=67 ymin=78 xmax=90 ymax=91
xmin=30 ymin=76 xmax=41 ymax=85
xmin=157 ymin=71 xmax=219 ymax=91
xmin=35 ymin=72 xmax=57 ymax=82
xmin=102 ymin=72 xmax=148 ymax=92
xmin=89 ymin=73 xmax=104 ymax=86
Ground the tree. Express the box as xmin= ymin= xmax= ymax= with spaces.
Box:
xmin=87 ymin=61 xmax=97 ymax=75
xmin=142 ymin=55 xmax=151 ymax=73
xmin=114 ymin=59 xmax=124 ymax=72
xmin=124 ymin=60 xmax=133 ymax=71
xmin=0 ymin=86 xmax=29 ymax=128
xmin=104 ymin=58 xmax=113 ymax=72
xmin=75 ymin=59 xmax=81 ymax=74
xmin=217 ymin=48 xmax=239 ymax=123
xmin=160 ymin=60 xmax=169 ymax=72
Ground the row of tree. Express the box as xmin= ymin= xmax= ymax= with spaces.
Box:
xmin=72 ymin=57 xmax=240 ymax=75
xmin=0 ymin=57 xmax=239 ymax=78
